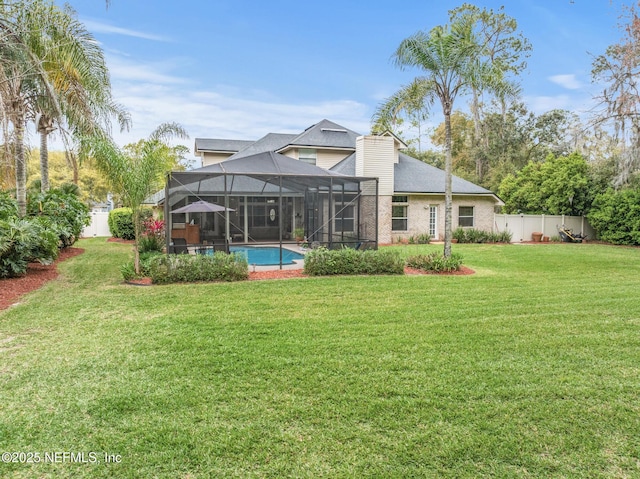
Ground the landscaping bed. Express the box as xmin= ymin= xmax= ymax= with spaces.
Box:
xmin=0 ymin=247 xmax=84 ymax=310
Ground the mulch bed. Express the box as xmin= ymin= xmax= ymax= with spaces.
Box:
xmin=0 ymin=247 xmax=85 ymax=311
xmin=247 ymin=265 xmax=475 ymax=281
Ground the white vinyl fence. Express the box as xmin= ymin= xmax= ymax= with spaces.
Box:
xmin=494 ymin=214 xmax=595 ymax=243
xmin=81 ymin=211 xmax=111 ymax=237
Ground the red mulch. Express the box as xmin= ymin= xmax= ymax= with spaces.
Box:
xmin=405 ymin=265 xmax=475 ymax=276
xmin=247 ymin=265 xmax=475 ymax=281
xmin=0 ymin=247 xmax=85 ymax=311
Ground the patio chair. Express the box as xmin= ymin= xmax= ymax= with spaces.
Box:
xmin=170 ymin=237 xmax=189 ymax=254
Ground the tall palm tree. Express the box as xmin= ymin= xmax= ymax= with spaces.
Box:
xmin=30 ymin=1 xmax=130 ymax=192
xmin=383 ymin=17 xmax=504 ymax=257
xmin=390 ymin=20 xmax=503 ymax=257
xmin=0 ymin=0 xmax=128 ymax=213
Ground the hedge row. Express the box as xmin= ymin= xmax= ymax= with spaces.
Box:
xmin=303 ymin=247 xmax=405 ymax=276
xmin=144 ymin=252 xmax=249 ymax=284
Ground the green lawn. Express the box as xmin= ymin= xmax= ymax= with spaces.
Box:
xmin=1 ymin=238 xmax=640 ymax=478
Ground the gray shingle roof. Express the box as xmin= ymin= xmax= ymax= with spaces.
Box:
xmin=194 ymin=138 xmax=254 ymax=153
xmin=330 ymin=152 xmax=496 ymax=196
xmin=395 ymin=153 xmax=494 ymax=195
xmin=228 ymin=133 xmax=297 ymax=160
xmin=200 ymin=151 xmax=347 ymax=177
xmin=278 ymin=119 xmax=360 ymax=151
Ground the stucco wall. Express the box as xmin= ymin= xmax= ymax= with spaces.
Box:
xmin=201 ymin=152 xmax=234 ymax=166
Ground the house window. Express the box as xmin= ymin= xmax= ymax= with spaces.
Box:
xmin=299 ymin=148 xmax=317 ymax=165
xmin=392 ymin=195 xmax=408 ymax=231
xmin=429 ymin=205 xmax=437 ymax=238
xmin=458 ymin=206 xmax=474 ymax=227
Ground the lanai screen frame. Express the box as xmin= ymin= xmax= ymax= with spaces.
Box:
xmin=164 ymin=170 xmax=379 ymax=268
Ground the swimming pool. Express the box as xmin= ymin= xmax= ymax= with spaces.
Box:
xmin=229 ymin=246 xmax=305 ymax=266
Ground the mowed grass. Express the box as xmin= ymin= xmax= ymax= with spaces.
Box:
xmin=1 ymin=238 xmax=640 ymax=478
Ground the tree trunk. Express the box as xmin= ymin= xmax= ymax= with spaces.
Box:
xmin=15 ymin=110 xmax=27 ymax=217
xmin=133 ymin=207 xmax=141 ymax=275
xmin=39 ymin=128 xmax=49 ymax=192
xmin=471 ymin=87 xmax=483 ymax=182
xmin=443 ymin=107 xmax=453 ymax=258
xmin=37 ymin=115 xmax=55 ymax=192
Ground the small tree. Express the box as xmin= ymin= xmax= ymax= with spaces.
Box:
xmin=83 ymin=123 xmax=189 ymax=273
xmin=498 ymin=152 xmax=592 ymax=215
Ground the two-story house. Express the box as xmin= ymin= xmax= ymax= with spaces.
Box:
xmin=189 ymin=119 xmax=500 ymax=244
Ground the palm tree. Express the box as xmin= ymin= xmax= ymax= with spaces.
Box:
xmin=83 ymin=123 xmax=189 ymax=274
xmin=30 ymin=1 xmax=130 ymax=192
xmin=0 ymin=0 xmax=128 ymax=213
xmin=385 ymin=18 xmax=509 ymax=257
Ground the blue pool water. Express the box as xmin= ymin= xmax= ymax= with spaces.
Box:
xmin=229 ymin=246 xmax=305 ymax=266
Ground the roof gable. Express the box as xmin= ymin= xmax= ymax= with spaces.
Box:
xmin=278 ymin=119 xmax=360 ymax=151
xmin=228 ymin=133 xmax=297 ymax=160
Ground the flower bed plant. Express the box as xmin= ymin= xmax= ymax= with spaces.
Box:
xmin=453 ymin=227 xmax=512 ymax=243
xmin=406 ymin=252 xmax=463 ymax=273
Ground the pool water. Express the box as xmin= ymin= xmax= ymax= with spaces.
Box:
xmin=229 ymin=246 xmax=305 ymax=266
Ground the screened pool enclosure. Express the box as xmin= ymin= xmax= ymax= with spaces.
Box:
xmin=164 ymin=153 xmax=378 ymax=266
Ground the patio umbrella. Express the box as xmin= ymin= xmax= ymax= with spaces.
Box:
xmin=171 ymin=200 xmax=234 ymax=213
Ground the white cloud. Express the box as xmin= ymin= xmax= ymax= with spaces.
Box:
xmin=526 ymin=94 xmax=572 ymax=114
xmin=549 ymin=74 xmax=583 ymax=90
xmin=82 ymin=19 xmax=170 ymax=42
xmin=108 ymin=56 xmax=190 ymax=85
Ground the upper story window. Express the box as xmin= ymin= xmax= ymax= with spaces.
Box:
xmin=299 ymin=148 xmax=317 ymax=165
xmin=458 ymin=206 xmax=474 ymax=227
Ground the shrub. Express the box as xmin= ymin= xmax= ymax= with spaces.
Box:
xmin=587 ymin=188 xmax=640 ymax=245
xmin=303 ymin=246 xmax=404 ymax=276
xmin=146 ymin=252 xmax=249 ymax=284
xmin=0 ymin=191 xmax=18 ymax=220
xmin=408 ymin=233 xmax=431 ymax=244
xmin=108 ymin=208 xmax=135 ymax=239
xmin=27 ymin=188 xmax=90 ymax=247
xmin=138 ymin=218 xmax=165 ymax=253
xmin=406 ymin=252 xmax=464 ymax=273
xmin=0 ymin=217 xmax=59 ymax=278
xmin=121 ymin=251 xmax=164 ymax=280
xmin=452 ymin=227 xmax=511 ymax=244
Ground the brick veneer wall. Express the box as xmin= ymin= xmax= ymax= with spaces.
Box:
xmin=381 ymin=195 xmax=497 ymax=242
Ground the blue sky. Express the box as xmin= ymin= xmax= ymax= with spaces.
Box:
xmin=60 ymin=0 xmax=626 ymax=163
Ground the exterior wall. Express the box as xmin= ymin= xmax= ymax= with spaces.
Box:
xmin=280 ymin=147 xmax=352 ymax=168
xmin=201 ymin=152 xmax=235 ymax=166
xmin=356 ymin=136 xmax=395 ymax=195
xmin=377 ymin=195 xmax=393 ymax=244
xmin=384 ymin=195 xmax=496 ymax=242
xmin=316 ymin=150 xmax=352 ymax=169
